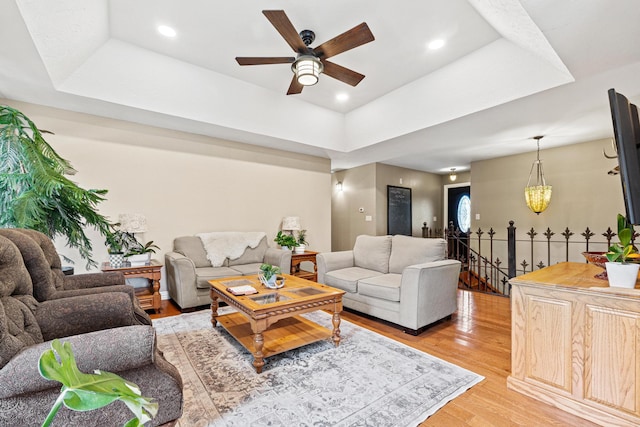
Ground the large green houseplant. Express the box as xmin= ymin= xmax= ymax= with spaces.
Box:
xmin=0 ymin=105 xmax=113 ymax=268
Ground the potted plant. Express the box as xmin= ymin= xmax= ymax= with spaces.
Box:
xmin=274 ymin=231 xmax=297 ymax=250
xmin=125 ymin=240 xmax=160 ymax=266
xmin=258 ymin=263 xmax=284 ymax=288
xmin=0 ymin=105 xmax=113 ymax=269
xmin=605 ymin=213 xmax=640 ymax=288
xmin=104 ymin=229 xmax=126 ymax=268
xmin=294 ymin=229 xmax=309 ymax=254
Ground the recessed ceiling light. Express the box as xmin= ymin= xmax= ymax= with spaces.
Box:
xmin=336 ymin=93 xmax=349 ymax=102
xmin=158 ymin=25 xmax=176 ymax=38
xmin=428 ymin=39 xmax=445 ymax=50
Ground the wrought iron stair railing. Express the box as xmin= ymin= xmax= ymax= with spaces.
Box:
xmin=428 ymin=220 xmax=638 ymax=298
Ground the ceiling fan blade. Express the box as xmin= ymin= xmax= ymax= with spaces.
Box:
xmin=263 ymin=10 xmax=307 ymax=53
xmin=314 ymin=22 xmax=374 ymax=59
xmin=236 ymin=57 xmax=295 ymax=66
xmin=322 ymin=60 xmax=365 ymax=86
xmin=287 ymin=76 xmax=304 ymax=95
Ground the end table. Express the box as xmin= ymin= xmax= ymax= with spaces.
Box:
xmin=290 ymin=250 xmax=318 ymax=282
xmin=101 ymin=260 xmax=162 ymax=312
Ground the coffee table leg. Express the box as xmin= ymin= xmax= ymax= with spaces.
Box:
xmin=332 ymin=311 xmax=342 ymax=347
xmin=210 ymin=294 xmax=219 ymax=327
xmin=253 ymin=332 xmax=265 ymax=373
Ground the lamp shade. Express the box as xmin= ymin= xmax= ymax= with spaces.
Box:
xmin=118 ymin=213 xmax=148 ymax=233
xmin=524 ymin=185 xmax=552 ymax=214
xmin=282 ymin=216 xmax=301 ymax=231
xmin=524 ymin=136 xmax=551 ymax=214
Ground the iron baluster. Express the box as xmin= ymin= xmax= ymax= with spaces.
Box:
xmin=562 ymin=227 xmax=574 ymax=262
xmin=508 ymin=221 xmax=516 ymax=278
xmin=527 ymin=227 xmax=537 ymax=273
xmin=581 ymin=227 xmax=594 ymax=255
xmin=543 ymin=227 xmax=554 ymax=267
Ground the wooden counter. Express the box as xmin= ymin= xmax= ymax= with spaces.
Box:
xmin=508 ymin=262 xmax=640 ymax=426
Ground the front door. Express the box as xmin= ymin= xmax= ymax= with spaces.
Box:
xmin=447 ymin=186 xmax=470 ymax=260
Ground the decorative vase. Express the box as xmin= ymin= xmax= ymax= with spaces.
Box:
xmin=109 ymin=252 xmax=124 ymax=268
xmin=605 ymin=262 xmax=640 ymax=288
xmin=126 ymin=253 xmax=151 ymax=267
xmin=294 ymin=244 xmax=306 ymax=254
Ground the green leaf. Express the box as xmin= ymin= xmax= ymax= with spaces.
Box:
xmin=619 ymin=228 xmax=632 ymax=247
xmin=39 ymin=339 xmax=157 ymax=427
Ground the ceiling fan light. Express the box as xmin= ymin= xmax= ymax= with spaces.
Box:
xmin=293 ymin=55 xmax=323 ymax=86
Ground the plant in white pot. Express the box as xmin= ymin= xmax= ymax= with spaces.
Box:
xmin=125 ymin=240 xmax=160 ymax=266
xmin=605 ymin=214 xmax=640 ymax=288
xmin=294 ymin=229 xmax=308 ymax=254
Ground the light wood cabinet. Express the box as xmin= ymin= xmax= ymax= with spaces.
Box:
xmin=508 ymin=262 xmax=640 ymax=426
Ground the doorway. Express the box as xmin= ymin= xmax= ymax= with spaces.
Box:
xmin=444 ymin=182 xmax=471 ymax=259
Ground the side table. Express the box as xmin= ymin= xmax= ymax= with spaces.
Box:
xmin=101 ymin=260 xmax=162 ymax=312
xmin=290 ymin=250 xmax=318 ymax=282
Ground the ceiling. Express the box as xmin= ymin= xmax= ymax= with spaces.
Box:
xmin=1 ymin=0 xmax=639 ymax=175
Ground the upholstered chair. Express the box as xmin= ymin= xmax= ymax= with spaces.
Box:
xmin=0 ymin=228 xmax=151 ymax=325
xmin=0 ymin=235 xmax=183 ymax=425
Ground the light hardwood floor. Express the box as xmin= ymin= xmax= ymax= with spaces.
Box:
xmin=151 ymin=290 xmax=598 ymax=426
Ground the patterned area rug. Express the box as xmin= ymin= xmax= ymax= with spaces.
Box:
xmin=153 ymin=309 xmax=483 ymax=427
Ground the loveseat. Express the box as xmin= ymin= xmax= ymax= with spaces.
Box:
xmin=165 ymin=232 xmax=291 ymax=310
xmin=317 ymin=235 xmax=461 ymax=334
xmin=0 ymin=234 xmax=183 ymax=426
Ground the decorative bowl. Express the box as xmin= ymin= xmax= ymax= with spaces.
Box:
xmin=258 ymin=274 xmax=285 ymax=289
xmin=581 ymin=251 xmax=609 ymax=279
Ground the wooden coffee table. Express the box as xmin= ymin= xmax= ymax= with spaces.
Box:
xmin=209 ymin=274 xmax=345 ymax=373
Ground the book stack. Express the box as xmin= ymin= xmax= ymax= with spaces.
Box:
xmin=226 ymin=284 xmax=258 ymax=296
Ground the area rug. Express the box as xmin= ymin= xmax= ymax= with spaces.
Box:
xmin=153 ymin=309 xmax=483 ymax=427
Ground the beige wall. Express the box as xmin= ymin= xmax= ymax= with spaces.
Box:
xmin=470 ymin=138 xmax=624 ymax=266
xmin=375 ymin=163 xmax=442 ymax=235
xmin=331 ymin=164 xmax=377 ymax=251
xmin=331 ymin=163 xmax=442 ymax=251
xmin=7 ymin=98 xmax=626 ymax=288
xmin=3 ymin=99 xmax=332 ymax=294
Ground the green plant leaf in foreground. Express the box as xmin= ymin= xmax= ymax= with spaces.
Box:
xmin=38 ymin=339 xmax=157 ymax=427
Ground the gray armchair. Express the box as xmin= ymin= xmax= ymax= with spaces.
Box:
xmin=0 ymin=234 xmax=183 ymax=426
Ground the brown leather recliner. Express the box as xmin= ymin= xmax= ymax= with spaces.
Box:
xmin=0 ymin=234 xmax=183 ymax=426
xmin=0 ymin=228 xmax=151 ymax=325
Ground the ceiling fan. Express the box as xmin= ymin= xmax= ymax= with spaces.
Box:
xmin=235 ymin=10 xmax=375 ymax=95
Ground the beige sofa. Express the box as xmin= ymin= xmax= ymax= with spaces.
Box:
xmin=165 ymin=234 xmax=291 ymax=310
xmin=317 ymin=235 xmax=461 ymax=334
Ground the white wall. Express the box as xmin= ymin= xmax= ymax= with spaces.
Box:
xmin=3 ymin=99 xmax=332 ymax=295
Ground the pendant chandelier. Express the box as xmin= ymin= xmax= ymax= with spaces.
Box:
xmin=524 ymin=135 xmax=552 ymax=214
